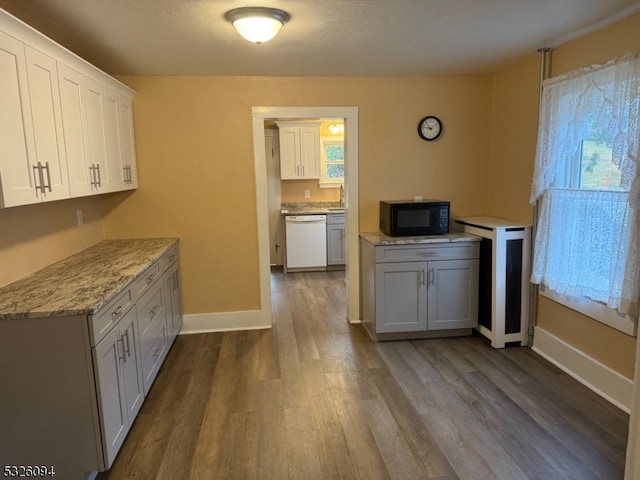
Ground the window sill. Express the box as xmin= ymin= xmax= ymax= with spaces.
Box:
xmin=540 ymin=286 xmax=637 ymax=337
xmin=319 ymin=182 xmax=342 ymax=189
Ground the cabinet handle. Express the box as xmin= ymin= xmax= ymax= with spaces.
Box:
xmin=33 ymin=163 xmax=45 ymax=194
xmin=419 ymin=269 xmax=426 ymax=286
xmin=149 ymin=307 xmax=157 ymax=319
xmin=96 ymin=164 xmax=102 ymax=187
xmin=117 ymin=337 xmax=126 ymax=362
xmin=429 ymin=268 xmax=436 ymax=286
xmin=146 ymin=273 xmax=156 ymax=284
xmin=89 ymin=164 xmax=97 ymax=188
xmin=152 ymin=347 xmax=162 ymax=359
xmin=111 ymin=305 xmax=125 ymax=319
xmin=418 ymin=252 xmax=436 ymax=258
xmin=42 ymin=162 xmax=52 ymax=192
xmin=123 ymin=330 xmax=131 ymax=358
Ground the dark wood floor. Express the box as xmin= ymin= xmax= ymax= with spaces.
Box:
xmin=102 ymin=269 xmax=629 ymax=479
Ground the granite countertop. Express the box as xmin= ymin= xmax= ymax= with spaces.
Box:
xmin=280 ymin=202 xmax=344 ymax=215
xmin=0 ymin=238 xmax=178 ymax=320
xmin=360 ymin=231 xmax=481 ymax=246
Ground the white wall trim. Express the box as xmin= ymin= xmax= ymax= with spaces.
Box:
xmin=180 ymin=311 xmax=271 ymax=335
xmin=532 ymin=326 xmax=633 ymax=413
xmin=540 ymin=287 xmax=637 ymax=337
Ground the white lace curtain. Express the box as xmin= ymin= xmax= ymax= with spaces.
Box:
xmin=530 ymin=53 xmax=640 ymax=316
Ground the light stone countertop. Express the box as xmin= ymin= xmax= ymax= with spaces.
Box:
xmin=280 ymin=202 xmax=344 ymax=215
xmin=0 ymin=238 xmax=178 ymax=320
xmin=360 ymin=231 xmax=481 ymax=246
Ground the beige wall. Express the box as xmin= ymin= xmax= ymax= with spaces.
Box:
xmin=488 ymin=12 xmax=640 ymax=378
xmin=102 ymin=75 xmax=492 ymax=315
xmin=0 ymin=197 xmax=104 ymax=288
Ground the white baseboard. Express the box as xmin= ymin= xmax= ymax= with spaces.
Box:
xmin=532 ymin=326 xmax=633 ymax=413
xmin=179 ymin=310 xmax=271 ymax=335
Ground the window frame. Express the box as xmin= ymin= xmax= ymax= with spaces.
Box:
xmin=319 ymin=137 xmax=344 ymax=188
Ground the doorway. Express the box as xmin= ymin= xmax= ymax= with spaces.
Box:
xmin=251 ymin=106 xmax=360 ymax=325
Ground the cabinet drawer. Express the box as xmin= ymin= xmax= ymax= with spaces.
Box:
xmin=140 ymin=318 xmax=168 ymax=394
xmin=137 ymin=281 xmax=165 ymax=339
xmin=159 ymin=246 xmax=179 ymax=274
xmin=327 ymin=213 xmax=345 ymax=225
xmin=130 ymin=262 xmax=160 ymax=301
xmin=90 ymin=288 xmax=133 ymax=346
xmin=375 ymin=242 xmax=479 ymax=263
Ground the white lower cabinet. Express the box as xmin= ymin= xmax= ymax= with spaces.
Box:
xmin=361 ymin=237 xmax=480 ymax=339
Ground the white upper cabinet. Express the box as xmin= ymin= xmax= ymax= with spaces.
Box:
xmin=118 ymin=95 xmax=138 ymax=189
xmin=0 ymin=9 xmax=138 ymax=208
xmin=0 ymin=31 xmax=70 ymax=207
xmin=58 ymin=63 xmax=93 ymax=196
xmin=276 ymin=121 xmax=321 ymax=180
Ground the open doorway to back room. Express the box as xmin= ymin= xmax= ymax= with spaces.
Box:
xmin=251 ymin=106 xmax=360 ymax=327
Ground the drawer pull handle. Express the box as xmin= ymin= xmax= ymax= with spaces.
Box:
xmin=418 ymin=252 xmax=436 ymax=257
xmin=168 ymin=254 xmax=177 ymax=262
xmin=111 ymin=305 xmax=125 ymax=319
xmin=149 ymin=307 xmax=157 ymax=319
xmin=152 ymin=347 xmax=162 ymax=358
xmin=146 ymin=273 xmax=156 ymax=284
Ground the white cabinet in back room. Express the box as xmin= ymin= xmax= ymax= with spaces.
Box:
xmin=276 ymin=121 xmax=321 ymax=179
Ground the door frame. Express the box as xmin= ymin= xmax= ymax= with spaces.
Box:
xmin=251 ymin=106 xmax=360 ymax=325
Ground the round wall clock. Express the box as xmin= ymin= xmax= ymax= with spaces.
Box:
xmin=418 ymin=115 xmax=443 ymax=141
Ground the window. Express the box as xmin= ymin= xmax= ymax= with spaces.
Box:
xmin=530 ymin=53 xmax=640 ymax=320
xmin=320 ymin=138 xmax=344 ymax=186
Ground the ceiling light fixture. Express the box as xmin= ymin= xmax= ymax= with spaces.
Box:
xmin=225 ymin=7 xmax=290 ymax=44
xmin=327 ymin=123 xmax=344 ymax=135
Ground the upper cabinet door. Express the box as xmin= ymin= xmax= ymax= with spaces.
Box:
xmin=118 ymin=95 xmax=138 ymax=189
xmin=103 ymin=87 xmax=125 ymax=192
xmin=83 ymin=76 xmax=109 ymax=193
xmin=58 ymin=63 xmax=93 ymax=197
xmin=0 ymin=34 xmax=71 ymax=207
xmin=299 ymin=126 xmax=320 ymax=179
xmin=23 ymin=45 xmax=70 ymax=202
xmin=0 ymin=30 xmax=38 ymax=207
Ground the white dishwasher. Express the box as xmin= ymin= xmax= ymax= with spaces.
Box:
xmin=285 ymin=215 xmax=327 ymax=271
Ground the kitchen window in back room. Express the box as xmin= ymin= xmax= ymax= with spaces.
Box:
xmin=529 ymin=52 xmax=640 ymax=331
xmin=319 ymin=138 xmax=344 ymax=187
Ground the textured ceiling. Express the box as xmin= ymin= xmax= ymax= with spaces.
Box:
xmin=1 ymin=0 xmax=640 ymax=76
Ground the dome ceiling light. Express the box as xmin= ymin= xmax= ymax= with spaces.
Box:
xmin=224 ymin=7 xmax=290 ymax=44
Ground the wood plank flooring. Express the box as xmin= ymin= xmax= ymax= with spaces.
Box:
xmin=100 ymin=269 xmax=629 ymax=479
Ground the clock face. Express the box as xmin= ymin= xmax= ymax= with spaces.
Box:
xmin=418 ymin=116 xmax=442 ymax=141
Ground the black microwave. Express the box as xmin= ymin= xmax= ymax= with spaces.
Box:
xmin=379 ymin=200 xmax=450 ymax=236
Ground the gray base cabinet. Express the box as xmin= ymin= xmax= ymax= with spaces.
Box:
xmin=361 ymin=237 xmax=479 ymax=340
xmin=93 ymin=306 xmax=144 ymax=467
xmin=0 ymin=241 xmax=182 ymax=479
xmin=327 ymin=213 xmax=346 ymax=265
